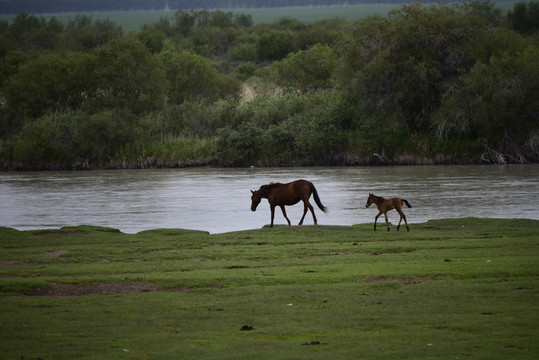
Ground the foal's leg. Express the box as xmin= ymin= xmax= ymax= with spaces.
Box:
xmin=396 ymin=207 xmax=402 ymax=231
xmin=384 ymin=212 xmax=390 ymax=231
xmin=280 ymin=205 xmax=292 ymax=226
xmin=396 ymin=208 xmax=409 ymax=231
xmin=270 ymin=204 xmax=276 ymax=227
xmin=374 ymin=211 xmax=382 ymax=231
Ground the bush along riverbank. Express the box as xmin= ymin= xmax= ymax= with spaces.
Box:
xmin=0 ymin=218 xmax=538 ymax=359
xmin=1 ymin=2 xmax=538 ymax=170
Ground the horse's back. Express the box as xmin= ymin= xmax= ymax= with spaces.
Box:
xmin=268 ymin=180 xmax=311 ymax=205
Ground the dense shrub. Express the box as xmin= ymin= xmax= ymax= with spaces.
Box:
xmin=1 ymin=2 xmax=538 ymax=168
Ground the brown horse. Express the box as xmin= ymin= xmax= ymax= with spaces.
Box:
xmin=251 ymin=179 xmax=327 ymax=227
xmin=365 ymin=193 xmax=412 ymax=231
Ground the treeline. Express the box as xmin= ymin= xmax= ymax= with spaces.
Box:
xmin=0 ymin=1 xmax=538 ymax=170
xmin=0 ymin=0 xmax=440 ymax=15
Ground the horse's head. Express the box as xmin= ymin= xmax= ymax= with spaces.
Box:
xmin=250 ymin=189 xmax=262 ymax=211
xmin=366 ymin=193 xmax=375 ymax=208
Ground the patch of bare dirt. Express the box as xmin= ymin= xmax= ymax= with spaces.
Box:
xmin=365 ymin=276 xmax=431 ymax=285
xmin=27 ymin=281 xmax=160 ymax=297
xmin=0 ymin=261 xmax=19 ymax=267
xmin=33 ymin=230 xmax=83 ymax=236
xmin=39 ymin=250 xmax=69 ymax=259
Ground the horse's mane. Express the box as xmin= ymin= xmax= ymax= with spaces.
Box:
xmin=372 ymin=194 xmax=385 ymax=200
xmin=257 ymin=182 xmax=282 ymax=196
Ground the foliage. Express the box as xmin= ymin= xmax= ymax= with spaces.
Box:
xmin=59 ymin=15 xmax=123 ymax=50
xmin=256 ymin=30 xmax=296 ymax=61
xmin=337 ymin=1 xmax=536 ymax=163
xmin=507 ymin=1 xmax=539 ymax=34
xmin=217 ymin=91 xmax=352 ymax=166
xmin=0 ymin=2 xmax=538 ymax=169
xmin=269 ymin=43 xmax=337 ymax=93
xmin=158 ymin=46 xmax=240 ymax=104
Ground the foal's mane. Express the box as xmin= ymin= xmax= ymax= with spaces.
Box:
xmin=372 ymin=194 xmax=386 ymax=201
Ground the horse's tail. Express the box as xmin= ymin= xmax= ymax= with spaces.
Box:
xmin=402 ymin=199 xmax=412 ymax=208
xmin=310 ymin=182 xmax=327 ymax=212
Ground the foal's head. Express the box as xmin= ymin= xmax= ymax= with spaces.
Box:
xmin=365 ymin=193 xmax=377 ymax=208
xmin=250 ymin=190 xmax=262 ymax=211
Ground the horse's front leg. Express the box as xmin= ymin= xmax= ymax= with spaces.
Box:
xmin=384 ymin=212 xmax=390 ymax=231
xmin=280 ymin=205 xmax=292 ymax=226
xmin=270 ymin=205 xmax=276 ymax=227
xmin=374 ymin=211 xmax=382 ymax=231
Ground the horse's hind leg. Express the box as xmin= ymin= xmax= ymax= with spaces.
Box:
xmin=299 ymin=200 xmax=317 ymax=225
xmin=280 ymin=205 xmax=292 ymax=226
xmin=396 ymin=208 xmax=409 ymax=231
xmin=404 ymin=215 xmax=409 ymax=231
xmin=307 ymin=202 xmax=318 ymax=225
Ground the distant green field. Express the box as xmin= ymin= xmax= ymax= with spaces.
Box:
xmin=1 ymin=2 xmax=522 ymax=32
xmin=2 ymin=5 xmax=398 ymax=32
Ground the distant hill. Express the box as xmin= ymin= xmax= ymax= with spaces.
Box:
xmin=1 ymin=0 xmax=439 ymax=15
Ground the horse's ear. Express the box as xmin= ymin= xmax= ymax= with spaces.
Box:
xmin=250 ymin=190 xmax=254 ymax=194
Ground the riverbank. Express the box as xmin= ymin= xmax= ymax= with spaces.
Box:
xmin=1 ymin=218 xmax=537 ymax=359
xmin=1 ymin=144 xmax=522 ymax=171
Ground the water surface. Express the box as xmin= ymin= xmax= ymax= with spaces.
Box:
xmin=1 ymin=165 xmax=538 ymax=233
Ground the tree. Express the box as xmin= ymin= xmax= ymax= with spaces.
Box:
xmin=59 ymin=15 xmax=123 ymax=50
xmin=507 ymin=1 xmax=539 ymax=34
xmin=157 ymin=47 xmax=240 ymax=104
xmin=3 ymin=52 xmax=96 ymax=118
xmin=7 ymin=13 xmax=63 ymax=50
xmin=338 ymin=3 xmax=496 ymax=131
xmin=91 ymin=36 xmax=167 ymax=114
xmin=433 ymin=43 xmax=539 ymax=162
xmin=256 ymin=30 xmax=296 ymax=62
xmin=270 ymin=43 xmax=337 ymax=93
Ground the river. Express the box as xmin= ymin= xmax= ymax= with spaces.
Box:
xmin=1 ymin=165 xmax=538 ymax=234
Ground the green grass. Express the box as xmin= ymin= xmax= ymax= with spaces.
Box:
xmin=1 ymin=218 xmax=538 ymax=359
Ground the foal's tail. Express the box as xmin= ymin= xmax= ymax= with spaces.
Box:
xmin=310 ymin=183 xmax=327 ymax=212
xmin=402 ymin=199 xmax=412 ymax=208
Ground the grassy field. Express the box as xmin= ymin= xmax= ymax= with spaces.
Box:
xmin=0 ymin=218 xmax=537 ymax=359
xmin=1 ymin=2 xmax=522 ymax=32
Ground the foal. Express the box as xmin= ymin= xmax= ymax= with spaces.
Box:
xmin=365 ymin=193 xmax=412 ymax=231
